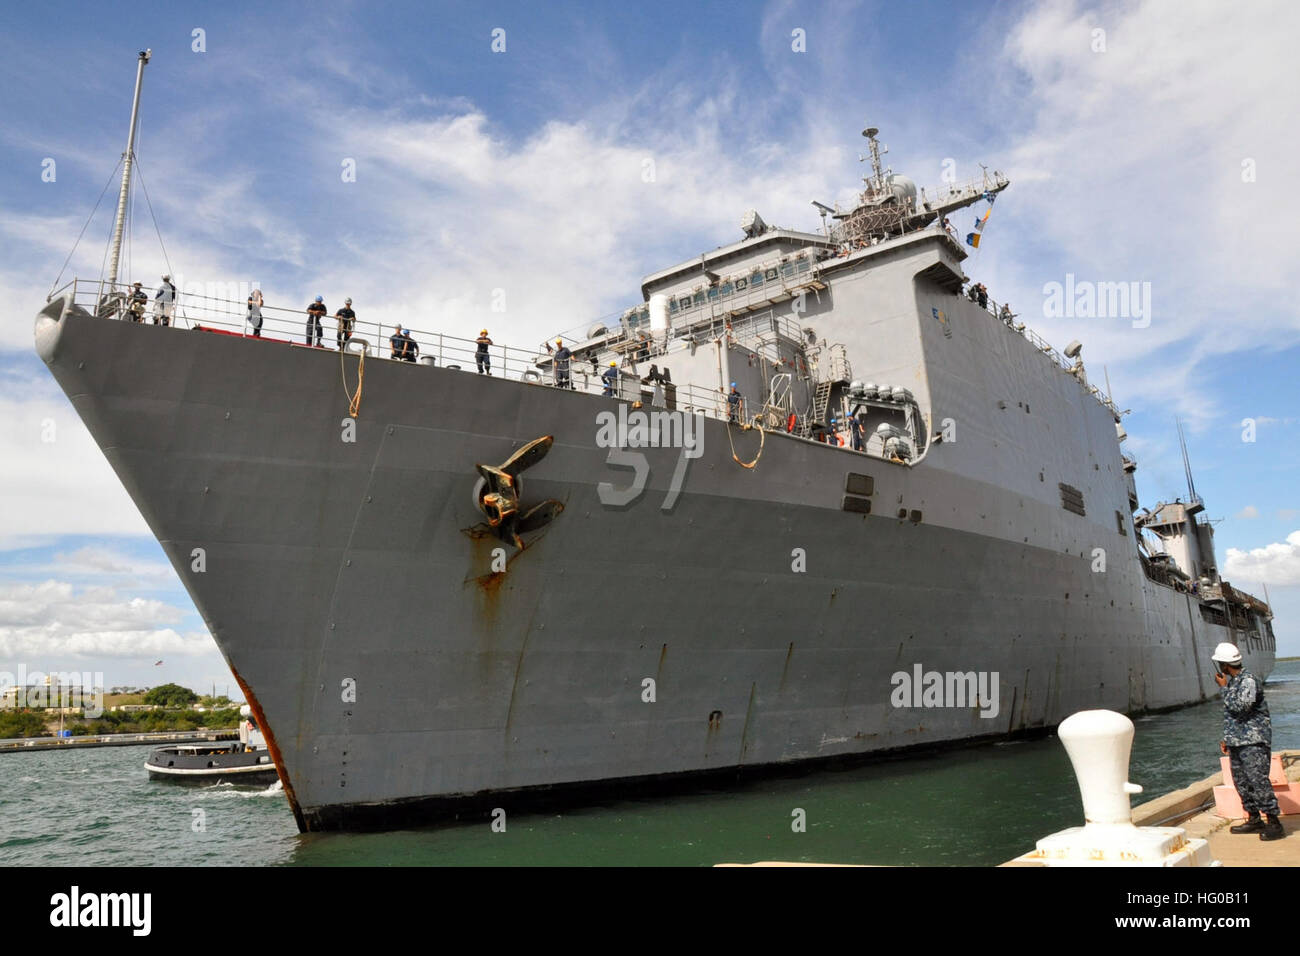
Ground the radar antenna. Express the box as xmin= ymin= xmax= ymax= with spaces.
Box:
xmin=861 ymin=125 xmax=889 ymax=192
xmin=810 ymin=200 xmax=836 ymax=237
xmin=832 ymin=123 xmax=1010 ymax=246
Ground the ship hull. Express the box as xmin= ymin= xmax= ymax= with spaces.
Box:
xmin=37 ymin=307 xmax=1274 ymax=831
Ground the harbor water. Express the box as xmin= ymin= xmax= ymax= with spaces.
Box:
xmin=3 ymin=661 xmax=1296 ymax=867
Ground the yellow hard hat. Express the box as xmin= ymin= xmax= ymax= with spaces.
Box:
xmin=609 ymin=361 xmax=617 ymax=366
xmin=555 ymin=339 xmax=563 ymax=345
xmin=480 ymin=329 xmax=488 ymax=335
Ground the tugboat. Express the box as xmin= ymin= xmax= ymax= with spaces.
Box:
xmin=145 ymin=705 xmax=279 ymax=784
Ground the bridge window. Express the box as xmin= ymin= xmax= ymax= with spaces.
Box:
xmin=721 ymin=282 xmax=734 ymax=297
xmin=693 ymin=291 xmax=705 ymax=305
xmin=750 ymin=272 xmax=764 ymax=287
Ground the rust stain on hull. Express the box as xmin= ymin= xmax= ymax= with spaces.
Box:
xmin=229 ymin=664 xmax=307 ymax=832
xmin=476 ymin=570 xmax=507 ymax=592
xmin=463 ymin=534 xmax=516 ymax=631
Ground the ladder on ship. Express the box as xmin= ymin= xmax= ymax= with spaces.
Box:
xmin=811 ymin=380 xmax=834 ymax=427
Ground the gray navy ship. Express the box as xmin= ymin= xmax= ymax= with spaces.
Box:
xmin=35 ymin=53 xmax=1275 ymax=831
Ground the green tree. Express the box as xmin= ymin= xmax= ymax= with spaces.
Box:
xmin=0 ymin=710 xmax=51 ymax=738
xmin=143 ymin=683 xmax=198 ymax=707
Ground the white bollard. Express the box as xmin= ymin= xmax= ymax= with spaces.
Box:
xmin=1060 ymin=709 xmax=1144 ymax=824
xmin=1011 ymin=709 xmax=1217 ymax=866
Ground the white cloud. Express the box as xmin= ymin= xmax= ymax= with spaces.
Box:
xmin=0 ymin=580 xmax=212 ymax=660
xmin=1234 ymin=505 xmax=1260 ymax=519
xmin=986 ymin=0 xmax=1300 ymax=424
xmin=36 ymin=545 xmax=176 ymax=587
xmin=0 ymin=379 xmax=151 ymax=548
xmin=1223 ymin=531 xmax=1300 ymax=587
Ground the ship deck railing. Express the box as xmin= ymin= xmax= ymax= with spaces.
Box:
xmin=54 ymin=278 xmax=751 ymax=422
xmin=968 ymin=288 xmax=1122 ymax=419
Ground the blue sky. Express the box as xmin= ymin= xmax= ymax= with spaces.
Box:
xmin=2 ymin=0 xmax=1299 ymax=694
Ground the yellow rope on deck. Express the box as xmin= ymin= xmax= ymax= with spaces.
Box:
xmin=726 ymin=414 xmax=767 ymax=469
xmin=341 ymin=346 xmax=365 ymax=418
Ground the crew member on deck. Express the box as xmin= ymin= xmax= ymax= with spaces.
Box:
xmin=553 ymin=339 xmax=572 ymax=389
xmin=128 ymin=282 xmax=147 ymax=322
xmin=154 ymin=274 xmax=176 ymax=326
xmin=475 ymin=330 xmax=493 ymax=375
xmin=602 ymin=361 xmax=619 ymax=397
xmin=727 ymin=383 xmax=742 ymax=423
xmin=850 ymin=415 xmax=865 ymax=451
xmin=306 ymin=296 xmax=326 ymax=347
xmin=336 ymin=298 xmax=356 ymax=349
xmin=828 ymin=416 xmax=846 ymax=446
xmin=247 ymin=289 xmax=264 ymax=338
xmin=1214 ymin=642 xmax=1284 ymax=841
xmin=390 ymin=326 xmax=416 ymax=361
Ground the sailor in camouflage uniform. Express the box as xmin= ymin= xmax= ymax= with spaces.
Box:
xmin=1213 ymin=642 xmax=1285 ymax=841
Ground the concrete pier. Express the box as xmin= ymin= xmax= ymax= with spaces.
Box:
xmin=720 ymin=750 xmax=1300 ymax=867
xmin=1004 ymin=749 xmax=1300 ymax=867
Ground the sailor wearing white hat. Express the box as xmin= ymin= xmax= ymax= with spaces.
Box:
xmin=154 ymin=274 xmax=176 ymax=326
xmin=1213 ymin=642 xmax=1284 ymax=840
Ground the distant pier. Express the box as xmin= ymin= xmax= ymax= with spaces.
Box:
xmin=0 ymin=729 xmax=239 ymax=753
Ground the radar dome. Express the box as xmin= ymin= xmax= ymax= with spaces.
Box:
xmin=887 ymin=174 xmax=918 ymax=207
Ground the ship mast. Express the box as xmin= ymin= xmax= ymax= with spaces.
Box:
xmin=106 ymin=48 xmax=151 ymax=291
xmin=861 ymin=125 xmax=888 ymax=194
xmin=1176 ymin=418 xmax=1202 ymax=511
